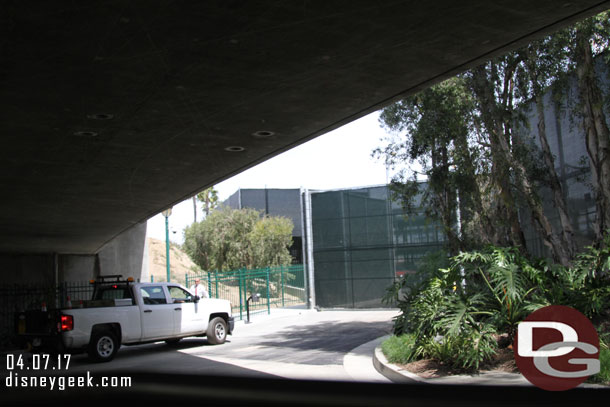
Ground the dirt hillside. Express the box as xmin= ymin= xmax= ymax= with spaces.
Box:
xmin=147 ymin=238 xmax=201 ymax=286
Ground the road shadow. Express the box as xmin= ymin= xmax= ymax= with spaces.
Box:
xmin=259 ymin=320 xmax=391 ymax=353
xmin=68 ymin=337 xmax=233 ymax=364
xmin=55 ymin=338 xmax=278 ymax=379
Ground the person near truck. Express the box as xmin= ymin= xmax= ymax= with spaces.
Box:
xmin=190 ymin=278 xmax=209 ymax=299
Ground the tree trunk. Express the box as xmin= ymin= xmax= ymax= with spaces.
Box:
xmin=453 ymin=124 xmax=493 ymax=248
xmin=193 ymin=196 xmax=197 ymax=223
xmin=495 ymin=109 xmax=572 ymax=266
xmin=470 ymin=63 xmax=573 ymax=265
xmin=470 ymin=65 xmax=528 ymax=251
xmin=431 ymin=140 xmax=461 ymax=255
xmin=535 ymin=94 xmax=577 ymax=261
xmin=575 ymin=32 xmax=610 ymax=243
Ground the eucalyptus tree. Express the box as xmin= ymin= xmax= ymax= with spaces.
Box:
xmin=465 ymin=55 xmax=529 ymax=253
xmin=377 ymin=77 xmax=490 ymax=253
xmin=519 ymin=35 xmax=577 ymax=263
xmin=569 ymin=12 xmax=610 ymax=244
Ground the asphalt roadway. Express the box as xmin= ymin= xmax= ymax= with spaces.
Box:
xmin=3 ymin=308 xmax=398 ymax=381
xmin=4 ymin=308 xmax=610 ymax=405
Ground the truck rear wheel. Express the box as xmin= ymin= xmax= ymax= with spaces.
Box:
xmin=88 ymin=330 xmax=119 ymax=362
xmin=206 ymin=317 xmax=227 ymax=345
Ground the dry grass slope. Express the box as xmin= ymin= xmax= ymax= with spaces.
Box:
xmin=147 ymin=238 xmax=201 ymax=286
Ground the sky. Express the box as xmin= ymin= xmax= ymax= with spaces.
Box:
xmin=147 ymin=111 xmax=393 ymax=244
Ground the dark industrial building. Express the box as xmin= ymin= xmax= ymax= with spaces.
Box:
xmin=308 ymin=185 xmax=445 ymax=308
xmin=224 ymin=188 xmax=305 ymax=264
xmin=224 ymin=185 xmax=446 ymax=308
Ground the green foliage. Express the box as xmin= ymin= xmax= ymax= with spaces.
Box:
xmin=183 ymin=206 xmax=294 ymax=272
xmin=381 ymin=334 xmax=418 ymax=365
xmin=383 ymin=250 xmax=450 ymax=335
xmin=375 ymin=10 xmax=610 ymax=262
xmin=533 ymin=233 xmax=610 ymax=322
xmin=589 ymin=334 xmax=610 ymax=384
xmin=249 ymin=216 xmax=294 ymax=268
xmin=418 ymin=324 xmax=498 ymax=371
xmin=596 ymin=347 xmax=610 ymax=384
xmin=196 ymin=187 xmax=219 ymax=217
xmin=387 ymin=237 xmax=610 ymax=372
xmin=377 ymin=77 xmax=480 ymax=253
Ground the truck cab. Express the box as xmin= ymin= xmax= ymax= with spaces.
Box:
xmin=16 ymin=276 xmax=234 ymax=362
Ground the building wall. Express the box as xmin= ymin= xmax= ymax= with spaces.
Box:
xmin=97 ymin=221 xmax=148 ymax=281
xmin=227 ymin=189 xmax=304 ymax=237
xmin=223 ymin=188 xmax=305 ymax=263
xmin=310 ymin=185 xmax=445 ymax=308
xmin=0 ymin=254 xmax=56 ymax=285
xmin=0 ymin=222 xmax=148 ymax=284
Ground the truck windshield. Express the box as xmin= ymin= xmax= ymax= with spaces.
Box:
xmin=93 ymin=285 xmax=133 ymax=301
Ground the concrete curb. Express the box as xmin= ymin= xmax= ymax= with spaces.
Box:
xmin=373 ymin=340 xmax=533 ymax=386
xmin=372 ymin=337 xmax=608 ymax=388
xmin=372 ymin=335 xmax=427 ymax=384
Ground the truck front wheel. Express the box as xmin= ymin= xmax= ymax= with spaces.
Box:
xmin=206 ymin=317 xmax=227 ymax=345
xmin=88 ymin=330 xmax=119 ymax=362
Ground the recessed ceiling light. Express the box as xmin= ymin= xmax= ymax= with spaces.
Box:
xmin=252 ymin=130 xmax=275 ymax=138
xmin=87 ymin=113 xmax=114 ymax=120
xmin=224 ymin=146 xmax=245 ymax=152
xmin=73 ymin=131 xmax=99 ymax=137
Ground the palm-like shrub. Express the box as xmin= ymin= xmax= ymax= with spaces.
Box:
xmin=450 ymin=247 xmax=546 ymax=341
xmin=384 ymin=235 xmax=610 ymax=372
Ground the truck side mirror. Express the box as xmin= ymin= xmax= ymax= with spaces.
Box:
xmin=193 ymin=295 xmax=200 ymax=303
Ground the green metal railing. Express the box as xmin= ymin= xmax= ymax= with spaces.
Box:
xmin=0 ymin=266 xmax=307 ymax=348
xmin=0 ymin=281 xmax=95 ymax=349
xmin=186 ymin=264 xmax=306 ymax=321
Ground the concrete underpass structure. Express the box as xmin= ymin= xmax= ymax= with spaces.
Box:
xmin=1 ymin=1 xmax=609 ymax=284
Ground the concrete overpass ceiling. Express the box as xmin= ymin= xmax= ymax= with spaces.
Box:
xmin=1 ymin=1 xmax=608 ymax=254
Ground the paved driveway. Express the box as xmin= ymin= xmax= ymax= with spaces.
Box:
xmin=58 ymin=308 xmax=398 ymax=381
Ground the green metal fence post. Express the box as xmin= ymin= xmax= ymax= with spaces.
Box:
xmin=237 ymin=268 xmax=242 ymax=321
xmin=151 ymin=275 xmax=154 ymax=283
xmin=215 ymin=271 xmax=219 ymax=298
xmin=280 ymin=265 xmax=285 ymax=307
xmin=266 ymin=267 xmax=270 ymax=315
xmin=207 ymin=272 xmax=212 ymax=296
xmin=239 ymin=268 xmax=244 ymax=320
xmin=185 ymin=273 xmax=188 ymax=288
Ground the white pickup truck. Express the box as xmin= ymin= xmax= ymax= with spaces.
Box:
xmin=15 ymin=276 xmax=235 ymax=362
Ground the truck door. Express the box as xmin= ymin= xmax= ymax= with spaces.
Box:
xmin=139 ymin=285 xmax=174 ymax=339
xmin=168 ymin=285 xmax=204 ymax=335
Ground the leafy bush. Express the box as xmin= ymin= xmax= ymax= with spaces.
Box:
xmin=384 ymin=235 xmax=610 ymax=372
xmin=382 ymin=250 xmax=450 ymax=335
xmin=418 ymin=324 xmax=497 ymax=371
xmin=589 ymin=335 xmax=610 ymax=384
xmin=183 ymin=206 xmax=294 ymax=272
xmin=381 ymin=334 xmax=417 ymax=364
xmin=537 ymin=235 xmax=610 ymax=323
xmin=597 ymin=347 xmax=610 ymax=384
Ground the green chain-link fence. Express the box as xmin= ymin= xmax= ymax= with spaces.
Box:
xmin=186 ymin=264 xmax=306 ymax=321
